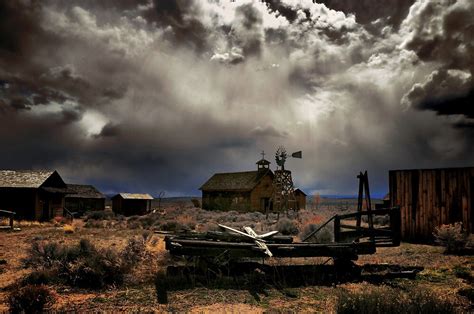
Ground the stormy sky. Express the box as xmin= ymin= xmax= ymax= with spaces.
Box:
xmin=1 ymin=0 xmax=473 ymax=197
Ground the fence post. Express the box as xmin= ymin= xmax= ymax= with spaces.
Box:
xmin=334 ymin=215 xmax=340 ymax=243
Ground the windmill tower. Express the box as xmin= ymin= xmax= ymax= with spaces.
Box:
xmin=268 ymin=146 xmax=301 ymax=218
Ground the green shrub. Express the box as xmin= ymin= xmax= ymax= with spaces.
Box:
xmin=336 ymin=287 xmax=455 ymax=314
xmin=276 ymin=218 xmax=299 ymax=235
xmin=433 ymin=222 xmax=468 ymax=254
xmin=8 ymin=284 xmax=55 ymax=314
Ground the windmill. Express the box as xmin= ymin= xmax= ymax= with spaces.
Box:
xmin=268 ymin=146 xmax=302 ymax=219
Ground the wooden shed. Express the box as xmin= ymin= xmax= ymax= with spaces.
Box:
xmin=0 ymin=170 xmax=67 ymax=220
xmin=294 ymin=188 xmax=307 ymax=210
xmin=65 ymin=184 xmax=106 ymax=216
xmin=112 ymin=193 xmax=153 ymax=216
xmin=200 ymin=158 xmax=274 ymax=212
xmin=389 ymin=167 xmax=474 ymax=242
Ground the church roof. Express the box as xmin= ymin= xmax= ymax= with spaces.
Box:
xmin=256 ymin=158 xmax=270 ymax=165
xmin=200 ymin=170 xmax=273 ymax=192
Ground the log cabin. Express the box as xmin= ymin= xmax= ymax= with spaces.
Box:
xmin=65 ymin=184 xmax=106 ymax=216
xmin=0 ymin=170 xmax=67 ymax=220
xmin=112 ymin=193 xmax=153 ymax=216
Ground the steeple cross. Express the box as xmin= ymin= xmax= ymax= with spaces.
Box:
xmin=261 ymin=150 xmax=265 ymax=160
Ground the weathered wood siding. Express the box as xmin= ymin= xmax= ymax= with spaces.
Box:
xmin=250 ymin=175 xmax=273 ymax=211
xmin=202 ymin=191 xmax=251 ymax=211
xmin=389 ymin=167 xmax=474 ymax=241
xmin=296 ymin=193 xmax=306 ymax=210
xmin=112 ymin=198 xmax=151 ymax=216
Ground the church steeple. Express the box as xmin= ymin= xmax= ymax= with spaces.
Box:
xmin=256 ymin=150 xmax=270 ymax=171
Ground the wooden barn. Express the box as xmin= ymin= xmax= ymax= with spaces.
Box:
xmin=0 ymin=170 xmax=67 ymax=221
xmin=200 ymin=158 xmax=274 ymax=212
xmin=112 ymin=193 xmax=153 ymax=216
xmin=295 ymin=188 xmax=307 ymax=210
xmin=65 ymin=184 xmax=106 ymax=216
xmin=389 ymin=167 xmax=474 ymax=242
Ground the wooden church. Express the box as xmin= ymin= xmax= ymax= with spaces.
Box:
xmin=200 ymin=156 xmax=306 ymax=212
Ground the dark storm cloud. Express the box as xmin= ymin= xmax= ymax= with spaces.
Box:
xmin=0 ymin=0 xmax=41 ymax=56
xmin=0 ymin=0 xmax=473 ymax=197
xmin=419 ymin=89 xmax=474 ymax=120
xmin=263 ymin=0 xmax=300 ymax=23
xmin=143 ymin=0 xmax=210 ymax=52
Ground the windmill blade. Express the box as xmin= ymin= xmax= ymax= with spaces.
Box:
xmin=291 ymin=151 xmax=302 ymax=158
xmin=218 ymin=224 xmax=258 ymax=240
xmin=243 ymin=226 xmax=258 ymax=237
xmin=244 ymin=227 xmax=279 ymax=239
xmin=257 ymin=230 xmax=279 ymax=239
xmin=255 ymin=240 xmax=273 ymax=257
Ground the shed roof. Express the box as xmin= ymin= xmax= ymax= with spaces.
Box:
xmin=0 ymin=170 xmax=57 ymax=188
xmin=66 ymin=184 xmax=105 ymax=199
xmin=200 ymin=170 xmax=273 ymax=192
xmin=113 ymin=193 xmax=154 ymax=200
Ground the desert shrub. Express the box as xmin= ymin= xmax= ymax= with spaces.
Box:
xmin=23 ymin=239 xmax=135 ymax=289
xmin=8 ymin=284 xmax=55 ymax=314
xmin=176 ymin=214 xmax=196 ymax=230
xmin=121 ymin=237 xmax=147 ymax=270
xmin=276 ymin=218 xmax=299 ymax=235
xmin=159 ymin=221 xmax=190 ymax=232
xmin=336 ymin=288 xmax=455 ymax=314
xmin=433 ymin=222 xmax=468 ymax=254
xmin=136 ymin=215 xmax=158 ymax=228
xmin=84 ymin=210 xmax=115 ymax=221
xmin=21 ymin=270 xmax=55 ymax=286
xmin=84 ymin=219 xmax=106 ymax=228
xmin=191 ymin=198 xmax=201 ymax=208
xmin=299 ymin=223 xmax=333 ymax=243
xmin=23 ymin=242 xmax=67 ymax=268
xmin=66 ymin=249 xmax=124 ymax=289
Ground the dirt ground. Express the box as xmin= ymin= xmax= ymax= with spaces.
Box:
xmin=0 ymin=208 xmax=473 ymax=313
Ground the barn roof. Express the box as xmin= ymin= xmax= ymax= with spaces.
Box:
xmin=200 ymin=170 xmax=273 ymax=192
xmin=66 ymin=184 xmax=105 ymax=199
xmin=295 ymin=188 xmax=307 ymax=196
xmin=113 ymin=193 xmax=154 ymax=200
xmin=0 ymin=170 xmax=58 ymax=188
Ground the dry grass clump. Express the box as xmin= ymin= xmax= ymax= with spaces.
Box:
xmin=63 ymin=224 xmax=74 ymax=234
xmin=336 ymin=286 xmax=456 ymax=314
xmin=22 ymin=237 xmax=147 ymax=289
xmin=8 ymin=284 xmax=56 ymax=313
